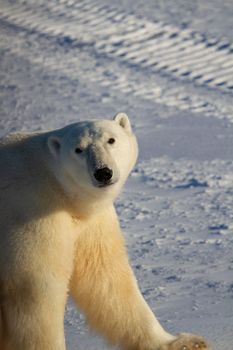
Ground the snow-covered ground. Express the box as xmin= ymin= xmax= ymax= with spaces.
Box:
xmin=0 ymin=0 xmax=233 ymax=349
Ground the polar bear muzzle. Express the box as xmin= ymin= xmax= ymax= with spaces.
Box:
xmin=87 ymin=144 xmax=119 ymax=188
xmin=93 ymin=167 xmax=113 ymax=186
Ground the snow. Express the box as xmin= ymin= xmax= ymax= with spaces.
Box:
xmin=0 ymin=0 xmax=233 ymax=349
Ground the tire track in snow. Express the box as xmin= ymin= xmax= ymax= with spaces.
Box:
xmin=2 ymin=0 xmax=233 ymax=90
xmin=0 ymin=0 xmax=233 ymax=121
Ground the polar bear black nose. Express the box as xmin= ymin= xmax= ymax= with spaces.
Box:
xmin=94 ymin=167 xmax=113 ymax=184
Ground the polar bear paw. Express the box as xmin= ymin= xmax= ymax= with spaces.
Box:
xmin=164 ymin=333 xmax=211 ymax=350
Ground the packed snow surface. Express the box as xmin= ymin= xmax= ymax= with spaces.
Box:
xmin=0 ymin=0 xmax=232 ymax=349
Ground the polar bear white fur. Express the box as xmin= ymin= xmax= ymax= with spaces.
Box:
xmin=0 ymin=113 xmax=209 ymax=350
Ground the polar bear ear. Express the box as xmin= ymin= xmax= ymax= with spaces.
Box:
xmin=114 ymin=112 xmax=132 ymax=133
xmin=47 ymin=135 xmax=61 ymax=158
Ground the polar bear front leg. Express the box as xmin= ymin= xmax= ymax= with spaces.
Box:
xmin=1 ymin=284 xmax=66 ymax=350
xmin=71 ymin=248 xmax=173 ymax=350
xmin=70 ymin=210 xmax=210 ymax=350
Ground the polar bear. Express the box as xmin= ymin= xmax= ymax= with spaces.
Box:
xmin=0 ymin=113 xmax=210 ymax=350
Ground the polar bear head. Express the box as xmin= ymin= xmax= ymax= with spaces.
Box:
xmin=47 ymin=113 xmax=138 ymax=213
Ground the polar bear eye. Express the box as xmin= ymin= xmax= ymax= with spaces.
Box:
xmin=108 ymin=138 xmax=115 ymax=145
xmin=75 ymin=147 xmax=83 ymax=154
